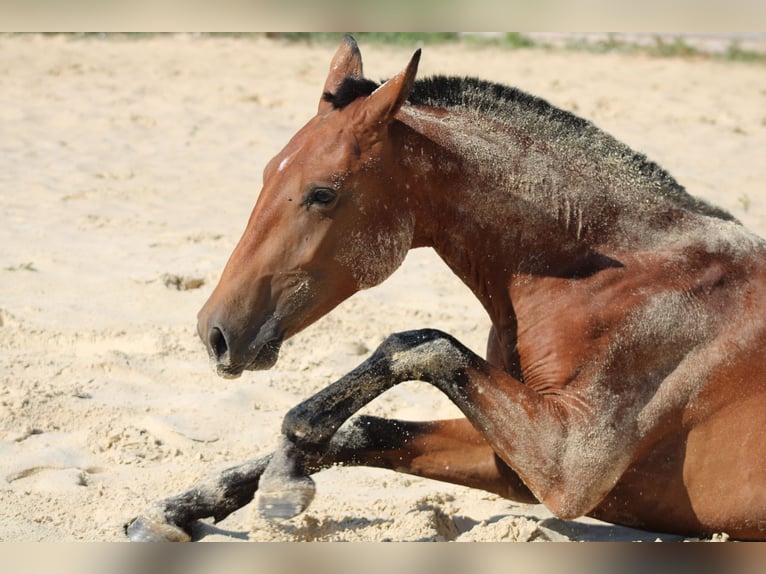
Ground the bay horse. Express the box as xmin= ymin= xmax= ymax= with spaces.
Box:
xmin=127 ymin=36 xmax=766 ymax=541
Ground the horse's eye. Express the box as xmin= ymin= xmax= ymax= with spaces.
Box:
xmin=305 ymin=187 xmax=337 ymax=208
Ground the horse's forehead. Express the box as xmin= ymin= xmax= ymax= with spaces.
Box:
xmin=273 ymin=114 xmax=354 ymax=174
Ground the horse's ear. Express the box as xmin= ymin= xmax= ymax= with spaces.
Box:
xmin=357 ymin=48 xmax=421 ymax=130
xmin=319 ymin=35 xmax=364 ymax=113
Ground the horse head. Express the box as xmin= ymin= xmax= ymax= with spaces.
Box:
xmin=198 ymin=37 xmax=421 ymax=378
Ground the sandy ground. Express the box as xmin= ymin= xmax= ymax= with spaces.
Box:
xmin=0 ymin=34 xmax=764 ymax=542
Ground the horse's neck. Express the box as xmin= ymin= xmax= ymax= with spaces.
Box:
xmin=399 ymin=106 xmax=635 ymax=275
xmin=395 ymin=104 xmax=709 ymax=328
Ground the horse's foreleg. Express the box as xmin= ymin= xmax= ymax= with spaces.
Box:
xmin=126 ymin=455 xmax=271 ymax=541
xmin=256 ymin=328 xmax=548 ymax=517
xmin=265 ymin=328 xmax=623 ymax=521
xmin=318 ymin=415 xmax=539 ymax=503
xmin=255 ymin=411 xmax=542 ymax=519
xmin=126 ymin=414 xmax=537 ymax=541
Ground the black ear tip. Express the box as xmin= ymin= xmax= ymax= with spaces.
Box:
xmin=410 ymin=48 xmax=422 ymax=68
xmin=343 ymin=34 xmax=358 ymax=48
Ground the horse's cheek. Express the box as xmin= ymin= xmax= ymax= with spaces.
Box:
xmin=335 ymin=216 xmax=415 ymax=290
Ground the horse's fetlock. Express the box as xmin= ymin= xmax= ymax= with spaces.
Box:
xmin=281 ymin=408 xmax=322 ymax=449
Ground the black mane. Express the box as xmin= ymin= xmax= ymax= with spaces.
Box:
xmin=323 ymin=77 xmax=380 ymax=109
xmin=323 ymin=75 xmax=736 ymax=223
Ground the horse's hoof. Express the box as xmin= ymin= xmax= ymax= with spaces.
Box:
xmin=256 ymin=475 xmax=316 ymax=520
xmin=255 ymin=435 xmax=317 ymax=520
xmin=125 ymin=514 xmax=192 ymax=542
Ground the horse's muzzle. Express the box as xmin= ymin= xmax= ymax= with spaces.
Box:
xmin=200 ymin=321 xmax=283 ymax=378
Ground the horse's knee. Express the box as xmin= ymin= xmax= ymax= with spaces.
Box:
xmin=376 ymin=329 xmax=472 ymax=380
xmin=375 ymin=329 xmax=446 ymax=356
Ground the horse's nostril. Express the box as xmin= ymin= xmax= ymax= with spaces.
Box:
xmin=208 ymin=326 xmax=229 ymax=361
